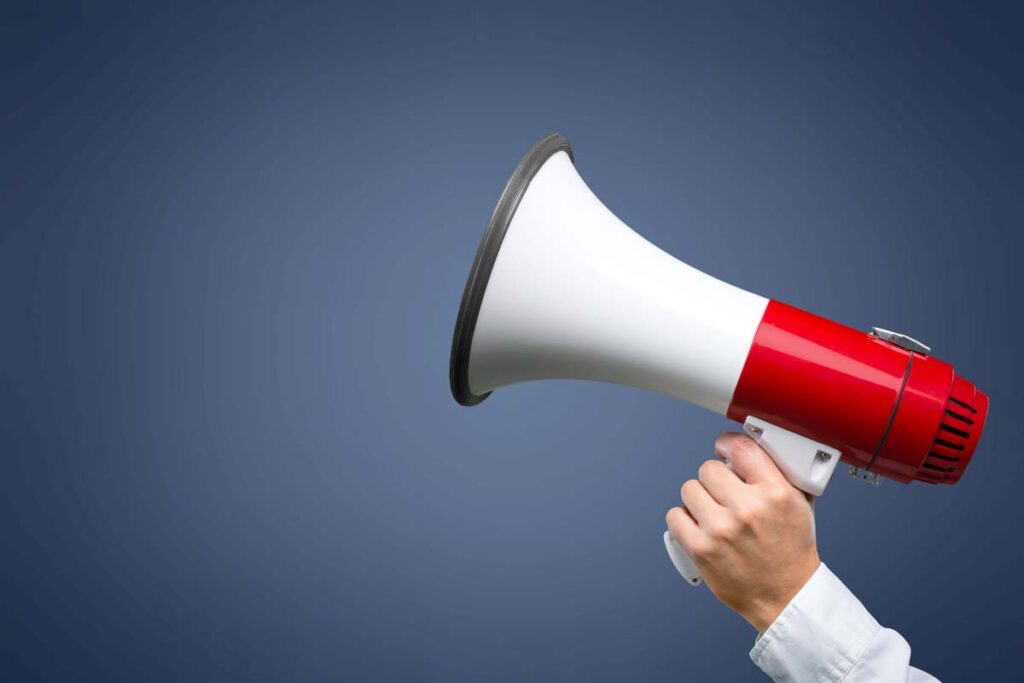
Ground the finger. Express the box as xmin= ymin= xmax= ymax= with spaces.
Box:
xmin=714 ymin=432 xmax=784 ymax=485
xmin=665 ymin=506 xmax=707 ymax=555
xmin=698 ymin=458 xmax=747 ymax=507
xmin=679 ymin=479 xmax=724 ymax=527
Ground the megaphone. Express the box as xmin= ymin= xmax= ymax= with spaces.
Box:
xmin=449 ymin=133 xmax=988 ymax=585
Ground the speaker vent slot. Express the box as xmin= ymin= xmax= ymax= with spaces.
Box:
xmin=939 ymin=423 xmax=970 ymax=439
xmin=944 ymin=409 xmax=973 ymax=426
xmin=949 ymin=396 xmax=977 ymax=414
xmin=933 ymin=437 xmax=964 ymax=451
xmin=920 ymin=375 xmax=986 ymax=484
xmin=927 ymin=451 xmax=958 ymax=463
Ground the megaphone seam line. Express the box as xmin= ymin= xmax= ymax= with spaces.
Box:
xmin=865 ymin=354 xmax=913 ymax=473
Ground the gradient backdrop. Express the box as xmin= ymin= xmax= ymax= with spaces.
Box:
xmin=3 ymin=2 xmax=1023 ymax=680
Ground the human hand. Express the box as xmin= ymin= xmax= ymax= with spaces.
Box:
xmin=665 ymin=433 xmax=820 ymax=633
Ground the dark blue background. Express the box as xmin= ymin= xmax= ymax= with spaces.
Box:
xmin=3 ymin=2 xmax=1022 ymax=680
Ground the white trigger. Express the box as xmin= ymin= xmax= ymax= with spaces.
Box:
xmin=741 ymin=417 xmax=841 ymax=497
xmin=665 ymin=418 xmax=840 ymax=586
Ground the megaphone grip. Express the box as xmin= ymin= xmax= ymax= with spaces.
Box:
xmin=664 ymin=530 xmax=703 ymax=586
xmin=665 ymin=418 xmax=835 ymax=586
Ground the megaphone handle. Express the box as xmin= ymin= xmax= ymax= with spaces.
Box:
xmin=664 ymin=530 xmax=703 ymax=585
xmin=665 ymin=417 xmax=841 ymax=586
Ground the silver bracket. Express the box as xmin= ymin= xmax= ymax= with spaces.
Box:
xmin=870 ymin=327 xmax=931 ymax=355
xmin=849 ymin=465 xmax=881 ymax=486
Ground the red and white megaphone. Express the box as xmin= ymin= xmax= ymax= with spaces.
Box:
xmin=449 ymin=134 xmax=988 ymax=585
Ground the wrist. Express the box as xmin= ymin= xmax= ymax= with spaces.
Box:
xmin=744 ymin=555 xmax=821 ymax=633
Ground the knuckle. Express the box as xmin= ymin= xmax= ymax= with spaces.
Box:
xmin=734 ymin=501 xmax=762 ymax=526
xmin=689 ymin=540 xmax=713 ymax=560
xmin=708 ymin=518 xmax=738 ymax=541
xmin=665 ymin=507 xmax=683 ymax=527
xmin=765 ymin=482 xmax=795 ymax=505
xmin=681 ymin=479 xmax=701 ymax=499
xmin=698 ymin=459 xmax=718 ymax=481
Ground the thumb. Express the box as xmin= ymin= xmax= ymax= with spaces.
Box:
xmin=714 ymin=432 xmax=786 ymax=485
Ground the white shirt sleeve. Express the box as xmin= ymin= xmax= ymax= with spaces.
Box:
xmin=749 ymin=563 xmax=938 ymax=682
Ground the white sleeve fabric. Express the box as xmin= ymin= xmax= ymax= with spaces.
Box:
xmin=749 ymin=563 xmax=938 ymax=682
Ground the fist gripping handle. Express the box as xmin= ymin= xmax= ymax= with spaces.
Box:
xmin=664 ymin=417 xmax=841 ymax=586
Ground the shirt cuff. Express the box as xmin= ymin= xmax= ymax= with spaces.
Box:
xmin=750 ymin=562 xmax=881 ymax=682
